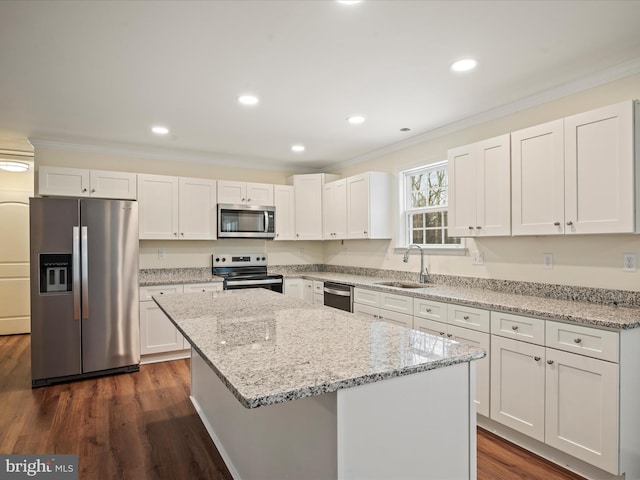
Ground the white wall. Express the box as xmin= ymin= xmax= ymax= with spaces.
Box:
xmin=326 ymin=73 xmax=640 ymax=290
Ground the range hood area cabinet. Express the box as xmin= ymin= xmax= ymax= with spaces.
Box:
xmin=288 ymin=173 xmax=339 ymax=240
xmin=512 ymin=99 xmax=639 ymax=235
xmin=447 ymin=99 xmax=640 ymax=238
xmin=137 ymin=174 xmax=217 ymax=240
xmin=447 ymin=134 xmax=511 ymax=238
xmin=38 ymin=166 xmax=137 ymax=200
xmin=217 ymin=180 xmax=274 ymax=207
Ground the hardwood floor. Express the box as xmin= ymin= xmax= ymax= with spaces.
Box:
xmin=1 ymin=334 xmax=585 ymax=480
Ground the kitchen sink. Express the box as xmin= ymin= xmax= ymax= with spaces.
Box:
xmin=374 ymin=281 xmax=430 ymax=289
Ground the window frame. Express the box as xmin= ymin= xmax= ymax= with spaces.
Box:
xmin=398 ymin=160 xmax=465 ymax=251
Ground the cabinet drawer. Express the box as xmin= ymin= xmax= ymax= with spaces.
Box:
xmin=140 ymin=284 xmax=183 ymax=301
xmin=413 ymin=317 xmax=448 ymax=337
xmin=448 ymin=304 xmax=490 ymax=333
xmin=354 ymin=288 xmax=379 ymax=307
xmin=414 ymin=298 xmax=448 ymax=322
xmin=183 ymin=283 xmax=222 ymax=293
xmin=379 ymin=309 xmax=413 ymax=329
xmin=546 ymin=321 xmax=618 ymax=362
xmin=353 ymin=302 xmax=378 ymax=320
xmin=491 ymin=311 xmax=545 ymax=345
xmin=379 ymin=292 xmax=413 ymax=315
xmin=313 ymin=281 xmax=324 ymax=293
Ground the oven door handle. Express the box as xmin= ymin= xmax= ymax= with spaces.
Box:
xmin=323 ymin=287 xmax=352 ymax=296
xmin=226 ymin=278 xmax=283 ymax=286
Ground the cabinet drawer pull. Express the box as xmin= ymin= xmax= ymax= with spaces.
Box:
xmin=566 ymin=221 xmax=573 ymax=226
xmin=82 ymin=188 xmax=87 ymax=192
xmin=439 ymin=331 xmax=446 ymax=336
xmin=534 ymin=356 xmax=541 ymax=362
xmin=247 ymin=198 xmax=251 ymax=203
xmin=476 ymin=226 xmax=482 ymax=230
xmin=463 ymin=315 xmax=470 ymax=320
xmin=511 ymin=325 xmax=519 ymax=331
xmin=547 ymin=360 xmax=554 ymax=365
xmin=447 ymin=333 xmax=453 ymax=338
xmin=468 ymin=226 xmax=474 ymax=230
xmin=426 ymin=308 xmax=432 ymax=313
xmin=574 ymin=338 xmax=582 ymax=344
xmin=553 ymin=221 xmax=561 ymax=226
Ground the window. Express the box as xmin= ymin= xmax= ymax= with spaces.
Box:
xmin=402 ymin=161 xmax=461 ymax=248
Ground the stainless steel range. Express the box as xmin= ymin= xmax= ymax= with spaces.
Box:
xmin=212 ymin=253 xmax=283 ymax=293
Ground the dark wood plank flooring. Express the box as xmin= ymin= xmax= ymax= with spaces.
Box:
xmin=1 ymin=334 xmax=585 ymax=479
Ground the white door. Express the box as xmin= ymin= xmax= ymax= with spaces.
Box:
xmin=0 ymin=191 xmax=31 ymax=334
xmin=322 ymin=182 xmax=336 ymax=239
xmin=511 ymin=120 xmax=565 ymax=235
xmin=449 ymin=325 xmax=490 ymax=417
xmin=178 ymin=177 xmax=216 ymax=240
xmin=138 ymin=174 xmax=179 ymax=239
xmin=346 ymin=173 xmax=369 ymax=239
xmin=217 ymin=180 xmax=246 ymax=204
xmin=490 ymin=335 xmax=545 ymax=441
xmin=476 ymin=134 xmax=511 ymax=236
xmin=89 ymin=170 xmax=137 ymax=199
xmin=294 ymin=174 xmax=323 ymax=240
xmin=564 ymin=100 xmax=634 ymax=234
xmin=274 ymin=185 xmax=295 ymax=240
xmin=545 ymin=348 xmax=619 ymax=473
xmin=334 ymin=179 xmax=348 ymax=239
xmin=139 ymin=301 xmax=185 ymax=354
xmin=246 ymin=182 xmax=274 ymax=206
xmin=38 ymin=166 xmax=90 ymax=197
xmin=447 ymin=144 xmax=477 ymax=237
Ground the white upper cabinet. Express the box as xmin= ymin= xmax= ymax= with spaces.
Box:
xmin=323 ymin=179 xmax=347 ymax=240
xmin=346 ymin=172 xmax=392 ymax=239
xmin=447 ymin=134 xmax=511 ymax=237
xmin=138 ymin=174 xmax=216 ymax=240
xmin=512 ymin=100 xmax=638 ymax=235
xmin=217 ymin=180 xmax=274 ymax=206
xmin=291 ymin=173 xmax=339 ymax=240
xmin=39 ymin=166 xmax=137 ymax=199
xmin=512 ymin=119 xmax=565 ymax=235
xmin=564 ymin=100 xmax=636 ymax=234
xmin=274 ymin=185 xmax=296 ymax=240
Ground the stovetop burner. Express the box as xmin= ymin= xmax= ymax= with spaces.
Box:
xmin=212 ymin=253 xmax=283 ymax=292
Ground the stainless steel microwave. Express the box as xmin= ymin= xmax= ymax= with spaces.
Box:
xmin=217 ymin=204 xmax=276 ymax=239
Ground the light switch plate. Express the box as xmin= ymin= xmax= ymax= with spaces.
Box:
xmin=623 ymin=253 xmax=637 ymax=272
xmin=472 ymin=252 xmax=484 ymax=265
xmin=543 ymin=253 xmax=553 ymax=270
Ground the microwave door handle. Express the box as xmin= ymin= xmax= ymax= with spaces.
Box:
xmin=264 ymin=210 xmax=269 ymax=233
xmin=73 ymin=226 xmax=81 ymax=320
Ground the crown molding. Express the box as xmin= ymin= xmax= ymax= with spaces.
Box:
xmin=28 ymin=137 xmax=323 ymax=174
xmin=323 ymin=57 xmax=640 ymax=172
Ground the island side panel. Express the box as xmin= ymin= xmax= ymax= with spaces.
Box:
xmin=190 ymin=349 xmax=338 ymax=480
xmin=337 ymin=362 xmax=476 ymax=480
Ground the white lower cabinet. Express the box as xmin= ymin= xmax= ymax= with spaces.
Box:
xmin=183 ymin=282 xmax=223 ymax=294
xmin=139 ymin=285 xmax=186 ymax=355
xmin=353 ymin=288 xmax=413 ymax=328
xmin=302 ymin=279 xmax=314 ymax=303
xmin=490 ymin=313 xmax=621 ymax=475
xmin=284 ymin=278 xmax=303 ymax=299
xmin=313 ymin=280 xmax=324 ymax=306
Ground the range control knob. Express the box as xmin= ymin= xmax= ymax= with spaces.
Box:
xmin=261 ymin=256 xmax=266 ymax=261
xmin=222 ymin=258 xmax=226 ymax=262
xmin=215 ymin=257 xmax=220 ymax=263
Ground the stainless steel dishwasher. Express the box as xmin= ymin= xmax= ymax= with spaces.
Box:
xmin=323 ymin=281 xmax=353 ymax=312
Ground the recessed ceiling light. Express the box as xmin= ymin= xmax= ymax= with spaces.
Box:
xmin=151 ymin=126 xmax=169 ymax=135
xmin=0 ymin=160 xmax=29 ymax=172
xmin=336 ymin=0 xmax=362 ymax=5
xmin=238 ymin=94 xmax=259 ymax=106
xmin=347 ymin=115 xmax=366 ymax=125
xmin=291 ymin=145 xmax=305 ymax=153
xmin=450 ymin=58 xmax=478 ymax=73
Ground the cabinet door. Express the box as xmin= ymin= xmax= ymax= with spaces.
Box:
xmin=334 ymin=179 xmax=348 ymax=239
xmin=511 ymin=120 xmax=565 ymax=235
xmin=545 ymin=348 xmax=619 ymax=473
xmin=346 ymin=173 xmax=370 ymax=239
xmin=139 ymin=301 xmax=185 ymax=354
xmin=322 ymin=182 xmax=336 ymax=239
xmin=246 ymin=182 xmax=274 ymax=206
xmin=274 ymin=185 xmax=296 ymax=240
xmin=353 ymin=288 xmax=379 ymax=307
xmin=447 ymin=144 xmax=478 ymax=237
xmin=353 ymin=302 xmax=378 ymax=321
xmin=90 ymin=170 xmax=137 ymax=200
xmin=490 ymin=335 xmax=545 ymax=441
xmin=448 ymin=304 xmax=490 ymax=333
xmin=476 ymin=134 xmax=511 ymax=236
xmin=449 ymin=325 xmax=490 ymax=417
xmin=564 ymin=100 xmax=635 ymax=234
xmin=138 ymin=174 xmax=179 ymax=239
xmin=378 ymin=309 xmax=413 ymax=328
xmin=38 ymin=166 xmax=90 ymax=197
xmin=413 ymin=317 xmax=448 ymax=337
xmin=302 ymin=279 xmax=314 ymax=303
xmin=379 ymin=291 xmax=413 ymax=315
xmin=284 ymin=278 xmax=303 ymax=298
xmin=183 ymin=283 xmax=222 ymax=293
xmin=414 ymin=298 xmax=448 ymax=322
xmin=178 ymin=177 xmax=217 ymax=240
xmin=217 ymin=180 xmax=246 ymax=204
xmin=293 ymin=174 xmax=323 ymax=240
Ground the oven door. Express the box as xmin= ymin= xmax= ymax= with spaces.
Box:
xmin=218 ymin=204 xmax=275 ymax=239
xmin=323 ymin=282 xmax=353 ymax=312
xmin=224 ymin=277 xmax=283 ymax=293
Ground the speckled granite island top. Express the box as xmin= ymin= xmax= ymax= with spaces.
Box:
xmin=153 ymin=288 xmax=485 ymax=409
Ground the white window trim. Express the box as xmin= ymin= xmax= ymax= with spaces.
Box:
xmin=397 ymin=160 xmax=466 ymax=253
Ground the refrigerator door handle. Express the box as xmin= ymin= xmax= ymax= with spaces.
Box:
xmin=73 ymin=226 xmax=81 ymax=320
xmin=81 ymin=226 xmax=89 ymax=320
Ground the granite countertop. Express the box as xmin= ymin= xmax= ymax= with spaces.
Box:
xmin=153 ymin=288 xmax=485 ymax=409
xmin=286 ymin=272 xmax=640 ymax=330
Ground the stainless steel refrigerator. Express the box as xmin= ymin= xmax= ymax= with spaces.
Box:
xmin=29 ymin=197 xmax=140 ymax=387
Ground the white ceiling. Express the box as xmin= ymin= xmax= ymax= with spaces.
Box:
xmin=1 ymin=0 xmax=640 ymax=171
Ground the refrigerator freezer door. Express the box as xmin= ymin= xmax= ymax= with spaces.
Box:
xmin=80 ymin=199 xmax=140 ymax=373
xmin=30 ymin=197 xmax=82 ymax=381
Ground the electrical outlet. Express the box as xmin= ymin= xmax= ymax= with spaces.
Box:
xmin=344 ymin=246 xmax=348 ymax=256
xmin=158 ymin=249 xmax=165 ymax=260
xmin=543 ymin=253 xmax=553 ymax=270
xmin=472 ymin=252 xmax=484 ymax=265
xmin=623 ymin=253 xmax=637 ymax=272
xmin=297 ymin=248 xmax=304 ymax=258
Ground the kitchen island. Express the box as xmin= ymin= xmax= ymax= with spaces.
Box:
xmin=154 ymin=288 xmax=485 ymax=480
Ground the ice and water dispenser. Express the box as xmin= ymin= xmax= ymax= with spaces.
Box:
xmin=39 ymin=254 xmax=72 ymax=294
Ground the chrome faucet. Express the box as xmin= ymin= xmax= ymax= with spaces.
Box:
xmin=403 ymin=244 xmax=428 ymax=284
